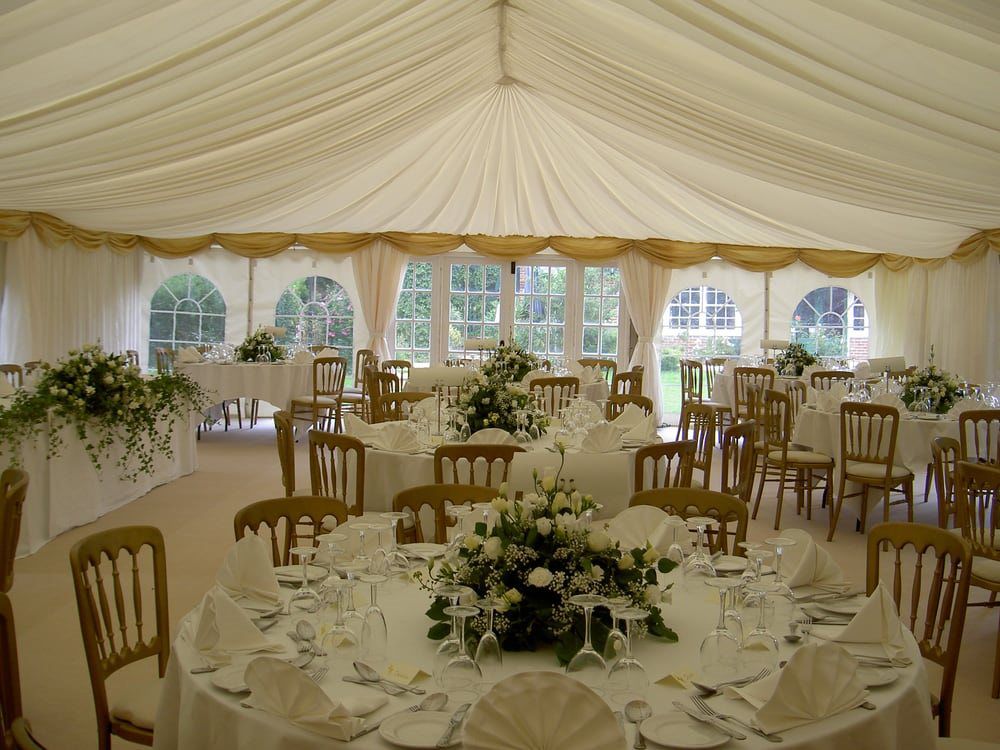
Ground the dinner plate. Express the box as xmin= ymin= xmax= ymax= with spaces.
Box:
xmin=640 ymin=712 xmax=729 ymax=749
xmin=857 ymin=665 xmax=898 ymax=688
xmin=379 ymin=711 xmax=459 ymax=748
xmin=712 ymin=555 xmax=748 ymax=573
xmin=912 ymin=413 xmax=942 ymax=421
xmin=400 ymin=543 xmax=448 ymax=560
xmin=273 ymin=564 xmax=327 ymax=582
xmin=210 ymin=664 xmax=250 ymax=693
xmin=816 ymin=598 xmax=866 ymax=615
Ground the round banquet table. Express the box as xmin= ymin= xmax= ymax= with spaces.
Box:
xmin=405 ymin=368 xmax=611 ymax=407
xmin=712 ymin=369 xmax=800 ymax=411
xmin=177 ymin=361 xmax=313 ymax=412
xmin=154 ymin=567 xmax=936 ymax=750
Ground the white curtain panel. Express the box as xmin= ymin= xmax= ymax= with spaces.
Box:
xmin=0 ymin=228 xmax=141 ymax=364
xmin=871 ymin=264 xmax=928 ymax=367
xmin=350 ymin=239 xmax=407 ymax=360
xmin=620 ymin=251 xmax=671 ymax=424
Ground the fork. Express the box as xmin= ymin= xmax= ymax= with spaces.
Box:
xmin=691 ymin=695 xmax=783 ymax=742
xmin=308 ymin=667 xmax=329 ymax=683
xmin=691 ymin=667 xmax=770 ymax=696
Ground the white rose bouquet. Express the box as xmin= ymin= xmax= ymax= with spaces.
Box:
xmin=775 ymin=342 xmax=818 ymax=376
xmin=456 ymin=373 xmax=549 ymax=435
xmin=481 ymin=341 xmax=541 ymax=383
xmin=235 ymin=328 xmax=285 ymax=362
xmin=419 ymin=445 xmax=677 ymax=663
xmin=901 ymin=364 xmax=959 ymax=414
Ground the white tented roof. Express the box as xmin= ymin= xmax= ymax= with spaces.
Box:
xmin=1 ymin=0 xmax=998 ymax=257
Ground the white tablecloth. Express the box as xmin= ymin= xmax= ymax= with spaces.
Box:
xmin=712 ymin=370 xmax=796 ymax=410
xmin=5 ymin=413 xmax=196 ymax=557
xmin=178 ymin=362 xmax=313 ymax=411
xmin=404 ymin=370 xmax=611 ymax=406
xmin=154 ymin=568 xmax=935 ymax=750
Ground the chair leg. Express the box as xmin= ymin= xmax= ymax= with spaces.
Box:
xmin=774 ymin=465 xmax=788 ymax=531
xmin=223 ymin=401 xmax=231 ymax=432
xmin=923 ymin=462 xmax=933 ymax=503
xmin=992 ymin=609 xmax=1000 ymax=699
xmin=905 ymin=478 xmax=914 ymax=522
xmin=751 ymin=456 xmax=768 ymax=520
xmin=828 ymin=474 xmax=847 ymax=542
xmin=236 ymin=398 xmax=243 ymax=429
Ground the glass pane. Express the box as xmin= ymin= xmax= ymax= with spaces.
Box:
xmin=201 ymin=289 xmax=226 ymax=315
xmin=150 ymin=286 xmax=175 ymax=311
xmin=532 ymin=266 xmax=549 ymax=295
xmin=401 ymin=264 xmax=415 ymax=290
xmin=549 ymin=326 xmax=564 ymax=354
xmin=414 ymin=291 xmax=432 ymax=320
xmin=583 ymin=298 xmax=601 ymax=324
xmin=601 ymin=328 xmax=618 ymax=356
xmin=149 ymin=312 xmax=173 ymax=341
xmin=467 ymin=264 xmax=484 ymax=293
xmin=530 ymin=329 xmax=546 ymax=354
xmin=549 ymin=297 xmax=565 ymax=325
xmin=176 ymin=298 xmax=199 ymax=314
xmin=467 ymin=324 xmax=483 ymax=339
xmin=467 ymin=296 xmax=484 ymax=323
xmin=484 ymin=264 xmax=502 ymax=293
xmin=449 ymin=294 xmax=465 ymax=322
xmin=414 ymin=351 xmax=431 ymax=365
xmin=485 ymin=295 xmax=500 ymax=322
xmin=583 ymin=267 xmax=602 ymax=295
xmin=165 ymin=275 xmax=191 ymax=298
xmin=202 ymin=315 xmax=225 ymax=342
xmin=450 ymin=264 xmax=467 ymax=292
xmin=514 ymin=296 xmax=531 ymax=323
xmin=513 ymin=325 xmax=529 ymax=350
xmin=602 ymin=268 xmax=620 ymax=296
xmin=549 ymin=267 xmax=567 ymax=295
xmin=414 ymin=262 xmax=433 ymax=290
xmin=484 ymin=325 xmax=500 ymax=341
xmin=602 ymin=298 xmax=619 ymax=325
xmin=414 ymin=322 xmax=431 ymax=349
xmin=175 ymin=312 xmax=200 ymax=342
xmin=396 ymin=322 xmax=412 ymax=349
xmin=395 ymin=292 xmax=413 ymax=319
xmin=515 ymin=268 xmax=530 ymax=295
xmin=448 ymin=325 xmax=465 ymax=351
xmin=582 ymin=326 xmax=599 ymax=354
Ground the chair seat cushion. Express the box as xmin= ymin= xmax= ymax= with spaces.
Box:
xmin=110 ymin=675 xmax=161 ymax=730
xmin=343 ymin=386 xmax=363 ymax=396
xmin=290 ymin=395 xmax=340 ymax=405
xmin=971 ymin=555 xmax=1000 ymax=586
xmin=768 ymin=450 xmax=833 ymax=466
xmin=845 ymin=461 xmax=913 ymax=480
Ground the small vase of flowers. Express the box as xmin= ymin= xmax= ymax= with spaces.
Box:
xmin=236 ymin=328 xmax=285 ymax=363
xmin=775 ymin=343 xmax=818 ymax=376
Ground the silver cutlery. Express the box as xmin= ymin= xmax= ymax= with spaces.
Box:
xmin=672 ymin=701 xmax=746 ymax=740
xmin=691 ymin=694 xmax=782 ymax=742
xmin=349 ymin=693 xmax=447 ymax=740
xmin=435 ymin=702 xmax=471 ymax=747
xmin=342 ymin=675 xmax=407 ymax=695
xmin=691 ymin=667 xmax=770 ymax=696
xmin=308 ymin=667 xmax=328 ymax=683
xmin=624 ymin=700 xmax=652 ymax=749
xmin=354 ymin=660 xmax=426 ymax=694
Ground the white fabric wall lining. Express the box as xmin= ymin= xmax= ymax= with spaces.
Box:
xmin=350 ymin=239 xmax=408 ymax=361
xmin=620 ymin=252 xmax=671 ymax=423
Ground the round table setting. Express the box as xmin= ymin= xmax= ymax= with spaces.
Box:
xmin=177 ymin=361 xmax=314 ymax=412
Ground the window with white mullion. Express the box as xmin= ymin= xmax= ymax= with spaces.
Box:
xmin=394 ymin=261 xmax=433 ymax=365
xmin=513 ymin=262 xmax=567 ymax=359
xmin=581 ymin=265 xmax=622 ymax=363
xmin=445 ymin=260 xmax=503 ymax=358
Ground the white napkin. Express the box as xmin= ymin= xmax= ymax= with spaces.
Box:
xmin=408 ymin=365 xmax=470 ymax=388
xmin=176 ymin=346 xmax=203 ymax=364
xmin=622 ymin=413 xmax=657 ymax=442
xmin=727 ymin=643 xmax=868 ymax=734
xmin=216 ymin=535 xmax=281 ymax=607
xmin=373 ymin=422 xmax=422 ymax=452
xmin=343 ymin=414 xmax=379 ymax=440
xmin=610 ymin=403 xmax=646 ymax=430
xmin=261 ymin=326 xmax=287 ymax=337
xmin=316 ymin=347 xmax=340 ymax=358
xmin=722 ymin=360 xmax=737 ymax=375
xmin=467 ymin=428 xmax=517 ymax=445
xmin=189 ymin=587 xmax=283 ymax=664
xmin=292 ymin=349 xmax=314 ymax=364
xmin=579 ymin=365 xmax=598 ymax=383
xmin=854 ymin=362 xmax=872 ymax=379
xmin=606 ymin=505 xmax=669 ymax=550
xmin=948 ymin=398 xmax=980 ymax=418
xmin=872 ymin=393 xmax=906 ymax=412
xmin=521 ymin=369 xmax=548 ymax=386
xmin=580 ymin=423 xmax=623 ymax=453
xmin=816 ymin=384 xmax=846 ymax=412
xmin=812 ymin=581 xmax=911 ymax=661
xmin=0 ymin=378 xmax=13 ymax=397
xmin=244 ymin=657 xmax=387 ymax=740
xmin=780 ymin=528 xmax=845 ymax=589
xmin=801 ymin=365 xmax=821 ymax=381
xmin=411 ymin=396 xmax=438 ymax=421
xmin=805 ymin=386 xmax=819 ymax=405
xmin=567 ymin=361 xmax=583 ymax=377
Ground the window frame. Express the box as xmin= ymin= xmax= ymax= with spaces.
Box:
xmin=789 ymin=285 xmax=870 ymax=358
xmin=148 ymin=273 xmax=227 ymax=363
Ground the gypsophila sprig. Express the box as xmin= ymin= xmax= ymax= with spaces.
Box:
xmin=417 ymin=443 xmax=677 ymax=664
xmin=775 ymin=343 xmax=818 ymax=376
xmin=457 ymin=372 xmax=550 ymax=435
xmin=235 ymin=328 xmax=285 ymax=362
xmin=481 ymin=341 xmax=541 ymax=383
xmin=0 ymin=345 xmax=211 ymax=480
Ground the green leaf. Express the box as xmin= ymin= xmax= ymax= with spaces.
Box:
xmin=426 ymin=598 xmax=449 ymax=621
xmin=474 ymin=522 xmax=487 ymax=537
xmin=657 ymin=557 xmax=678 ymax=574
xmin=644 ymin=568 xmax=657 ymax=585
xmin=427 ymin=621 xmax=451 ymax=640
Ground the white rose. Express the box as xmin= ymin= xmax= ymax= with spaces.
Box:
xmin=527 ymin=567 xmax=553 ymax=588
xmin=590 ymin=565 xmax=605 ymax=580
xmin=551 ymin=492 xmax=569 ymax=513
xmin=555 ymin=513 xmax=576 ymax=531
xmin=541 ymin=474 xmax=556 ymax=492
xmin=644 ymin=584 xmax=662 ymax=604
xmin=483 ymin=537 xmax=503 ymax=560
xmin=524 ymin=492 xmax=540 ymax=506
xmin=586 ymin=530 xmax=611 ymax=553
xmin=617 ymin=554 xmax=635 ymax=570
xmin=642 ymin=547 xmax=659 ymax=565
xmin=463 ymin=534 xmax=482 ymax=550
xmin=491 ymin=497 xmax=510 ymax=514
xmin=535 ymin=517 xmax=552 ymax=536
xmin=504 ymin=587 xmax=523 ymax=604
xmin=498 ymin=482 xmax=509 ymax=497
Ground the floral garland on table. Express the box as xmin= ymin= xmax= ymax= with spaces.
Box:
xmin=457 ymin=373 xmax=550 ymax=435
xmin=235 ymin=328 xmax=285 ymax=362
xmin=481 ymin=341 xmax=541 ymax=383
xmin=417 ymin=446 xmax=678 ymax=664
xmin=774 ymin=343 xmax=818 ymax=376
xmin=0 ymin=345 xmax=210 ymax=480
xmin=900 ymin=364 xmax=959 ymax=414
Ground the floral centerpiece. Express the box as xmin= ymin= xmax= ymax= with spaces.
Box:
xmin=481 ymin=341 xmax=541 ymax=383
xmin=0 ymin=345 xmax=210 ymax=479
xmin=457 ymin=373 xmax=549 ymax=435
xmin=901 ymin=362 xmax=959 ymax=414
xmin=235 ymin=328 xmax=285 ymax=362
xmin=418 ymin=446 xmax=677 ymax=664
xmin=775 ymin=342 xmax=817 ymax=376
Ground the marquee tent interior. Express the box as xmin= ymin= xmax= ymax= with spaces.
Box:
xmin=1 ymin=0 xmax=999 ymax=417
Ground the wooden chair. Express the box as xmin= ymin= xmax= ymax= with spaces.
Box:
xmin=153 ymin=348 xmax=173 ymax=375
xmin=530 ymin=376 xmax=579 ymax=417
xmin=1 ymin=591 xmax=23 ymax=748
xmin=633 ymin=441 xmax=695 ymax=492
xmin=733 ymin=367 xmax=774 ymax=421
xmin=577 ymin=358 xmax=617 ymax=384
xmin=308 ymin=431 xmax=365 ymax=516
xmin=10 ymin=718 xmax=46 ymax=750
xmin=809 ymin=370 xmax=854 ymax=390
xmin=611 ymin=370 xmax=643 ymax=397
xmin=704 ymin=358 xmax=727 ymax=399
xmin=0 ymin=366 xmax=23 ymax=389
xmin=866 ymin=522 xmax=972 ymax=736
xmin=377 ymin=392 xmax=435 ymax=422
xmin=959 ymin=409 xmax=1000 ymax=465
xmin=290 ymin=356 xmax=347 ymax=432
xmin=628 ymin=487 xmax=748 ymax=554
xmin=234 ymin=496 xmax=350 ymax=566
xmin=272 ymin=410 xmax=299 ymax=497
xmin=828 ymin=403 xmax=914 ymax=542
xmin=1 ymin=469 xmax=29 ymax=593
xmin=392 ymin=484 xmax=499 ymax=544
xmin=69 ymin=526 xmax=170 ymax=749
xmin=785 ymin=380 xmax=808 ymax=433
xmin=931 ymin=436 xmax=961 ymax=528
xmin=434 ymin=444 xmax=524 ymax=488
xmin=125 ymin=350 xmax=139 ymax=368
xmin=751 ymin=389 xmax=833 ymax=530
xmin=381 ymin=359 xmax=412 ymax=388
xmin=677 ymin=403 xmax=715 ymax=489
xmin=680 ymin=359 xmax=732 ymax=442
xmin=341 ymin=349 xmax=377 ymax=422
xmin=720 ymin=419 xmax=757 ymax=506
xmin=953 ymin=461 xmax=1000 ymax=698
xmin=366 ymin=369 xmax=400 ymax=423
xmin=606 ymin=393 xmax=653 ymax=420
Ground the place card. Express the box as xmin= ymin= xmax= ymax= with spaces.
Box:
xmin=655 ymin=669 xmax=695 ymax=690
xmin=383 ymin=662 xmax=431 ymax=685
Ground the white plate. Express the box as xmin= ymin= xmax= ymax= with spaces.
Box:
xmin=816 ymin=598 xmax=866 ymax=615
xmin=274 ymin=564 xmax=327 ymax=582
xmin=713 ymin=555 xmax=747 ymax=573
xmin=210 ymin=664 xmax=250 ymax=693
xmin=237 ymin=599 xmax=283 ymax=615
xmin=400 ymin=543 xmax=448 ymax=560
xmin=857 ymin=666 xmax=898 ymax=687
xmin=379 ymin=711 xmax=459 ymax=748
xmin=912 ymin=413 xmax=942 ymax=421
xmin=640 ymin=712 xmax=729 ymax=749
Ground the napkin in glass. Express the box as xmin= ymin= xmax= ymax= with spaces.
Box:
xmin=947 ymin=398 xmax=980 ymax=418
xmin=622 ymin=413 xmax=657 ymax=442
xmin=189 ymin=587 xmax=284 ymax=664
xmin=292 ymin=349 xmax=314 ymax=364
xmin=816 ymin=384 xmax=847 ymax=412
xmin=610 ymin=403 xmax=646 ymax=430
xmin=176 ymin=346 xmax=203 ymax=364
xmin=726 ymin=642 xmax=868 ymax=734
xmin=316 ymin=347 xmax=340 ymax=358
xmin=605 ymin=505 xmax=669 ymax=550
xmin=580 ymin=423 xmax=623 ymax=453
xmin=811 ymin=581 xmax=911 ymax=662
xmin=780 ymin=528 xmax=845 ymax=589
xmin=871 ymin=393 xmax=906 ymax=412
xmin=373 ymin=422 xmax=422 ymax=452
xmin=343 ymin=414 xmax=379 ymax=440
xmin=244 ymin=656 xmax=387 ymax=740
xmin=467 ymin=428 xmax=517 ymax=445
xmin=216 ymin=535 xmax=280 ymax=607
xmin=576 ymin=399 xmax=604 ymax=424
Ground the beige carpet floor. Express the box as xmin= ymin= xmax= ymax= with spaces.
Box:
xmin=7 ymin=421 xmax=1000 ymax=748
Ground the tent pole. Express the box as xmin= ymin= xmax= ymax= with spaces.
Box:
xmin=247 ymin=258 xmax=255 ymax=335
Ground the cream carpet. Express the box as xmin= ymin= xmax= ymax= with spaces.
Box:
xmin=7 ymin=421 xmax=1000 ymax=748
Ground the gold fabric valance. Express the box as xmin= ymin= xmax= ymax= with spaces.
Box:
xmin=0 ymin=211 xmax=996 ymax=277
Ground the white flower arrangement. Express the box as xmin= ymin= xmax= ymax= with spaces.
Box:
xmin=901 ymin=364 xmax=960 ymax=414
xmin=481 ymin=341 xmax=542 ymax=383
xmin=235 ymin=328 xmax=285 ymax=362
xmin=456 ymin=373 xmax=549 ymax=435
xmin=775 ymin=342 xmax=818 ymax=376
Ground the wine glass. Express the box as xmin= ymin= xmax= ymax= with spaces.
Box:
xmin=474 ymin=597 xmax=504 ymax=685
xmin=333 ymin=560 xmax=370 ymax=651
xmin=366 ymin=522 xmax=392 ymax=574
xmin=320 ymin=580 xmax=363 ymax=668
xmin=565 ymin=594 xmax=608 ymax=690
xmin=607 ymin=607 xmax=650 ymax=705
xmin=764 ymin=536 xmax=796 ymax=618
xmin=458 ymin=413 xmax=471 ymax=443
xmin=527 ymin=415 xmax=541 ymax=442
xmin=683 ymin=517 xmax=717 ymax=589
xmin=352 ymin=523 xmax=375 ymax=567
xmin=662 ymin=516 xmax=690 ymax=569
xmin=742 ymin=582 xmax=780 ymax=672
xmin=288 ymin=547 xmax=322 ymax=612
xmin=706 ymin=578 xmax=744 ymax=648
xmin=433 ymin=584 xmax=471 ymax=685
xmin=602 ymin=596 xmax=631 ymax=667
xmin=445 ymin=505 xmax=473 ymax=548
xmin=440 ymin=605 xmax=483 ymax=702
xmin=513 ymin=409 xmax=531 ymax=446
xmin=700 ymin=580 xmax=742 ymax=681
xmin=316 ymin=531 xmax=347 ymax=573
xmin=358 ymin=572 xmax=388 ymax=666
xmin=378 ymin=512 xmax=411 ymax=573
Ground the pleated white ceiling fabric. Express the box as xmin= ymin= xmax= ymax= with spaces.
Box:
xmin=0 ymin=0 xmax=997 ymax=257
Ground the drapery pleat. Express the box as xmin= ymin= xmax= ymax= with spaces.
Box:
xmin=619 ymin=252 xmax=671 ymax=425
xmin=872 ymin=264 xmax=928 ymax=368
xmin=351 ymin=239 xmax=409 ymax=361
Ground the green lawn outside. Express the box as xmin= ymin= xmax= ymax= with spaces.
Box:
xmin=659 ymin=367 xmax=682 ymax=421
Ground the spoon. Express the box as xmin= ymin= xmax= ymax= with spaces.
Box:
xmin=296 ymin=620 xmax=326 ymax=656
xmin=354 ymin=660 xmax=426 ymax=695
xmin=624 ymin=700 xmax=652 ymax=750
xmin=342 ymin=675 xmax=407 ymax=695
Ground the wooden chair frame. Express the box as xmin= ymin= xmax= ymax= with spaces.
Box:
xmin=434 ymin=445 xmax=524 ymax=488
xmin=931 ymin=436 xmax=961 ymax=528
xmin=69 ymin=526 xmax=169 ymax=749
xmin=733 ymin=367 xmax=774 ymax=421
xmin=577 ymin=358 xmax=617 ymax=384
xmin=628 ymin=487 xmax=748 ymax=554
xmin=958 ymin=409 xmax=1000 ymax=465
xmin=392 ymin=484 xmax=499 ymax=544
xmin=1 ymin=591 xmax=22 ymax=747
xmin=611 ymin=370 xmax=643 ymax=396
xmin=381 ymin=359 xmax=412 ymax=388
xmin=529 ymin=377 xmax=579 ymax=417
xmin=1 ymin=469 xmax=28 ymax=593
xmin=273 ymin=410 xmax=296 ymax=497
xmin=153 ymin=348 xmax=173 ymax=375
xmin=680 ymin=359 xmax=732 ymax=442
xmin=720 ymin=419 xmax=757 ymax=506
xmin=633 ymin=440 xmax=695 ymax=492
xmin=606 ymin=394 xmax=653 ymax=421
xmin=366 ymin=369 xmax=400 ymax=423
xmin=677 ymin=403 xmax=715 ymax=488
xmin=340 ymin=350 xmax=377 ymax=422
xmin=124 ymin=350 xmax=139 ymax=368
xmin=377 ymin=392 xmax=435 ymax=422
xmin=291 ymin=356 xmax=347 ymax=432
xmin=234 ymin=496 xmax=350 ymax=566
xmin=308 ymin=431 xmax=365 ymax=516
xmin=0 ymin=366 xmax=23 ymax=389
xmin=809 ymin=370 xmax=854 ymax=390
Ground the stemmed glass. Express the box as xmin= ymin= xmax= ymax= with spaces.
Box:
xmin=458 ymin=413 xmax=471 ymax=443
xmin=334 ymin=560 xmax=370 ymax=651
xmin=474 ymin=597 xmax=504 ymax=685
xmin=764 ymin=536 xmax=796 ymax=617
xmin=565 ymin=594 xmax=608 ymax=690
xmin=446 ymin=505 xmax=473 ymax=549
xmin=607 ymin=607 xmax=650 ymax=705
xmin=527 ymin=413 xmax=541 ymax=442
xmin=366 ymin=522 xmax=392 ymax=574
xmin=316 ymin=531 xmax=347 ymax=573
xmin=378 ymin=512 xmax=411 ymax=573
xmin=602 ymin=596 xmax=631 ymax=667
xmin=358 ymin=572 xmax=389 ymax=665
xmin=662 ymin=516 xmax=690 ymax=569
xmin=512 ymin=409 xmax=531 ymax=445
xmin=700 ymin=581 xmax=742 ymax=680
xmin=288 ymin=547 xmax=322 ymax=612
xmin=742 ymin=582 xmax=780 ymax=672
xmin=440 ymin=605 xmax=483 ymax=702
xmin=434 ymin=584 xmax=473 ymax=685
xmin=683 ymin=517 xmax=718 ymax=589
xmin=320 ymin=580 xmax=363 ymax=668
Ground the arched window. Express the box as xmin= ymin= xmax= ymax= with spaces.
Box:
xmin=790 ymin=286 xmax=869 ymax=358
xmin=662 ymin=286 xmax=743 ymax=357
xmin=275 ymin=276 xmax=354 ymax=371
xmin=148 ymin=273 xmax=226 ymax=365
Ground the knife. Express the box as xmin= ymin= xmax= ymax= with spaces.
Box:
xmin=672 ymin=701 xmax=747 ymax=740
xmin=436 ymin=703 xmax=471 ymax=747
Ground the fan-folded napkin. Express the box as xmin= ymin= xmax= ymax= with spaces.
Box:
xmin=244 ymin=657 xmax=386 ymax=740
xmin=606 ymin=505 xmax=672 ymax=551
xmin=816 ymin=383 xmax=847 ymax=412
xmin=343 ymin=414 xmax=379 ymax=440
xmin=811 ymin=581 xmax=911 ymax=661
xmin=610 ymin=403 xmax=646 ymax=430
xmin=581 ymin=423 xmax=623 ymax=453
xmin=948 ymin=398 xmax=980 ymax=418
xmin=622 ymin=413 xmax=657 ymax=442
xmin=467 ymin=428 xmax=518 ymax=445
xmin=316 ymin=347 xmax=339 ymax=358
xmin=872 ymin=393 xmax=906 ymax=412
xmin=410 ymin=396 xmax=438 ymax=420
xmin=176 ymin=346 xmax=203 ymax=364
xmin=189 ymin=587 xmax=283 ymax=664
xmin=521 ymin=369 xmax=548 ymax=386
xmin=726 ymin=643 xmax=868 ymax=734
xmin=216 ymin=535 xmax=280 ymax=607
xmin=781 ymin=529 xmax=844 ymax=589
xmin=292 ymin=349 xmax=314 ymax=364
xmin=373 ymin=422 xmax=422 ymax=452
xmin=854 ymin=362 xmax=873 ymax=379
